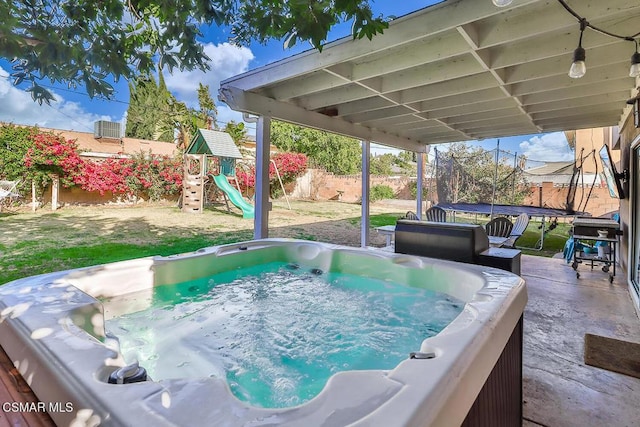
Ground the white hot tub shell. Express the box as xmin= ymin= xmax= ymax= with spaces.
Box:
xmin=0 ymin=239 xmax=527 ymax=426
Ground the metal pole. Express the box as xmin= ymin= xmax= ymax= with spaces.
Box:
xmin=361 ymin=140 xmax=371 ymax=248
xmin=512 ymin=152 xmax=518 ymax=205
xmin=416 ymin=150 xmax=425 ymax=220
xmin=432 ymin=147 xmax=438 ymax=205
xmin=490 ymin=139 xmax=500 ymax=220
xmin=270 ymin=159 xmax=291 ymax=210
xmin=538 ymin=216 xmax=546 ymax=250
xmin=254 ymin=115 xmax=271 ymax=239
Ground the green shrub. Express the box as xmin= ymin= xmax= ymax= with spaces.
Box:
xmin=370 ymin=184 xmax=395 ymax=202
xmin=409 ymin=180 xmax=429 ymax=199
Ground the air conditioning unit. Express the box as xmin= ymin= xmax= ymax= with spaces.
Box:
xmin=94 ymin=121 xmax=121 ymax=139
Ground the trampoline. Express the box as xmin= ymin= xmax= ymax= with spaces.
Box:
xmin=436 ymin=202 xmax=588 ymax=250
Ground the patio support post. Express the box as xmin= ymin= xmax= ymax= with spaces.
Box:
xmin=416 ymin=150 xmax=425 ymax=220
xmin=254 ymin=115 xmax=271 ymax=239
xmin=361 ymin=140 xmax=371 ymax=247
xmin=490 ymin=139 xmax=500 ymax=220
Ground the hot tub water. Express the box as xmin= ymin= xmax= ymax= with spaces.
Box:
xmin=103 ymin=261 xmax=463 ymax=408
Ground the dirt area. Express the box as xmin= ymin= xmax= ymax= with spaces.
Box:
xmin=0 ymin=199 xmax=417 ymax=251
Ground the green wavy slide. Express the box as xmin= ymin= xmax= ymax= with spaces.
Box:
xmin=212 ymin=174 xmax=255 ymax=219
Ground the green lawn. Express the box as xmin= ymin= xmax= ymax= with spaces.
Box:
xmin=348 ymin=213 xmax=403 ymax=228
xmin=1 ymin=232 xmax=254 ymax=284
xmin=0 ymin=202 xmax=391 ymax=284
xmin=516 ymin=221 xmax=571 ymax=257
xmin=1 ymin=204 xmax=571 ymax=285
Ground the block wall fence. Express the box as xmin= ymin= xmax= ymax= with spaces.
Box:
xmin=34 ymin=168 xmax=617 ymax=218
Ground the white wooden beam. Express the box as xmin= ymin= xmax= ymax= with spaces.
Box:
xmin=502 ymin=44 xmax=630 ymax=84
xmin=443 ymin=109 xmax=522 ymax=125
xmin=361 ymin=140 xmax=371 ymax=248
xmin=531 ymin=102 xmax=626 ymax=121
xmin=521 ymin=79 xmax=633 ymax=105
xmin=538 ymin=117 xmax=621 ymax=131
xmin=386 ymin=120 xmax=443 ymax=132
xmin=360 ymin=114 xmax=427 ymax=127
xmin=336 ymin=97 xmax=393 ymax=117
xmin=525 ymin=91 xmax=631 ymax=114
xmin=350 ymin=30 xmax=470 ymax=82
xmin=419 ymin=87 xmax=505 ymax=111
xmin=458 ymin=118 xmax=539 ymax=133
xmin=254 ymin=115 xmax=271 ymax=239
xmin=449 ymin=115 xmax=529 ymax=132
xmin=265 ymin=71 xmax=348 ymax=100
xmin=488 ymin=19 xmax=638 ymax=69
xmin=220 ymin=0 xmax=539 ymax=91
xmin=425 ymin=98 xmax=519 ymax=119
xmin=379 ymin=54 xmax=485 ymax=94
xmin=405 ymin=128 xmax=472 ymax=141
xmin=473 ymin=1 xmax=573 ymax=48
xmin=219 ymin=86 xmax=428 ymax=152
xmin=509 ymin=69 xmax=632 ymax=97
xmin=399 ymin=72 xmax=496 ymax=104
xmin=534 ymin=110 xmax=623 ymax=125
xmin=343 ymin=105 xmax=417 ymax=124
xmin=417 ymin=151 xmax=425 ymax=220
xmin=297 ymin=85 xmax=374 ymax=111
xmin=471 ymin=0 xmax=640 ymax=50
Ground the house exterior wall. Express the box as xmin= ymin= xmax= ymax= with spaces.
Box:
xmin=618 ymin=111 xmax=640 ymax=277
xmin=41 ymin=186 xmax=117 ymax=205
xmin=518 ymin=126 xmax=621 ymax=219
xmin=521 ymin=182 xmax=618 ymax=218
xmin=575 ymin=127 xmax=620 ymax=174
xmin=40 ymin=185 xmax=180 ymax=206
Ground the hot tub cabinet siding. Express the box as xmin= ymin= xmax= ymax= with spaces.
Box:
xmin=462 ymin=316 xmax=523 ymax=427
xmin=0 ymin=239 xmax=527 ymax=427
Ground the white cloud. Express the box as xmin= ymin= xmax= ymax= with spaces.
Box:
xmin=163 ymin=42 xmax=254 ymax=107
xmin=0 ymin=42 xmax=253 ymax=134
xmin=519 ymin=132 xmax=574 ymax=162
xmin=0 ymin=67 xmax=114 ymax=131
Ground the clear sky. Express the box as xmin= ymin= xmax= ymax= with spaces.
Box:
xmin=0 ymin=1 xmax=573 ymax=163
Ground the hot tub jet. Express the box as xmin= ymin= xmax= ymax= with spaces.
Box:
xmin=108 ymin=361 xmax=148 ymax=384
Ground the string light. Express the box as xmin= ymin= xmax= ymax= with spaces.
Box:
xmin=569 ymin=19 xmax=587 ymax=79
xmin=491 ymin=0 xmax=640 ymax=81
xmin=630 ymin=39 xmax=640 ymax=78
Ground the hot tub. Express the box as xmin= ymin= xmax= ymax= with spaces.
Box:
xmin=0 ymin=239 xmax=526 ymax=426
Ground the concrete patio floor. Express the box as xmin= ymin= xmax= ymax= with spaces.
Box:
xmin=521 ymin=255 xmax=640 ymax=427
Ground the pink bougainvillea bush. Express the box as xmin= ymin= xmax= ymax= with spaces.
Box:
xmin=19 ymin=128 xmax=306 ymax=203
xmin=23 ymin=130 xmax=183 ymax=201
xmin=72 ymin=157 xmax=135 ymax=196
xmin=24 ymin=131 xmax=84 ymax=188
xmin=72 ymin=153 xmax=184 ymax=200
xmin=237 ymin=152 xmax=307 ymax=197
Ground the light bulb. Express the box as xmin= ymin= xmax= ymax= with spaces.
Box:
xmin=492 ymin=0 xmax=513 ymax=6
xmin=569 ymin=46 xmax=586 ymax=79
xmin=569 ymin=61 xmax=586 ymax=78
xmin=630 ymin=51 xmax=640 ymax=78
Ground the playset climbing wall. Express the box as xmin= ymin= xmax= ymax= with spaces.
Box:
xmin=182 ymin=154 xmax=206 ymax=213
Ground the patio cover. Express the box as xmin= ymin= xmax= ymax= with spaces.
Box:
xmin=220 ymin=0 xmax=640 ymax=151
